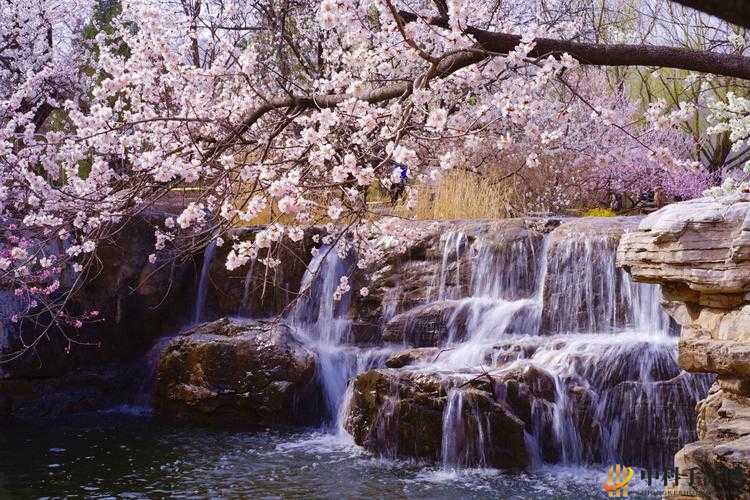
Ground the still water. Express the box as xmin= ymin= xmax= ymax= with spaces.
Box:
xmin=0 ymin=412 xmax=659 ymax=499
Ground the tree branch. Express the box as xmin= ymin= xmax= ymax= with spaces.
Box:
xmin=208 ymin=6 xmax=750 ymax=158
xmin=400 ymin=11 xmax=750 ymax=80
xmin=669 ymin=0 xmax=750 ymax=29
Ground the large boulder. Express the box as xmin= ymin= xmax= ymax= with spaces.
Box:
xmin=154 ymin=318 xmax=317 ymax=426
xmin=343 ymin=367 xmax=546 ymax=468
xmin=618 ymin=194 xmax=750 ymax=499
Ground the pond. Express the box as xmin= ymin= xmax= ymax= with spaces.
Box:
xmin=0 ymin=411 xmax=664 ymax=499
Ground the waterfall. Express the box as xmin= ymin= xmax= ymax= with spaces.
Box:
xmin=289 ymin=245 xmax=393 ymax=429
xmin=193 ymin=240 xmax=217 ymax=324
xmin=291 ymin=246 xmax=353 ymax=345
xmin=270 ymin=220 xmax=709 ymax=470
xmin=542 ymin=235 xmax=670 ymax=335
xmin=431 ymin=232 xmax=468 ymax=301
xmin=436 ymin=233 xmax=546 ymax=367
xmin=239 ymin=258 xmax=257 ymax=316
xmin=382 ymin=225 xmax=708 ymax=469
xmin=441 ymin=389 xmax=491 ymax=468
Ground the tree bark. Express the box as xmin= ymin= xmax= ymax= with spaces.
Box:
xmin=670 ymin=0 xmax=750 ymax=29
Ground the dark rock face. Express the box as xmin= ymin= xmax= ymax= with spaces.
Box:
xmin=199 ymin=227 xmax=324 ymax=321
xmin=343 ymin=368 xmax=529 ymax=468
xmin=154 ymin=318 xmax=317 ymax=426
xmin=0 ymin=213 xmax=199 ymax=420
xmin=0 ymin=368 xmax=133 ymax=419
xmin=1 ymin=213 xmax=195 ymax=382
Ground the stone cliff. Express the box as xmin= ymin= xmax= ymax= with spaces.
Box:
xmin=618 ymin=194 xmax=750 ymax=499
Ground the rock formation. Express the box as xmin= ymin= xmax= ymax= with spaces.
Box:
xmin=0 ymin=213 xmax=195 ymax=419
xmin=618 ymin=194 xmax=750 ymax=499
xmin=154 ymin=318 xmax=318 ymax=426
xmin=343 ymin=368 xmax=532 ymax=468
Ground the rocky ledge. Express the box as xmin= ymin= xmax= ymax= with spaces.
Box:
xmin=342 ymin=366 xmax=552 ymax=469
xmin=618 ymin=194 xmax=750 ymax=499
xmin=154 ymin=318 xmax=318 ymax=426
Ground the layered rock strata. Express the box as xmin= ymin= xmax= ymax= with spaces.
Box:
xmin=618 ymin=194 xmax=750 ymax=499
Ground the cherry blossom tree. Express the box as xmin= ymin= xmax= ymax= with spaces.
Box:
xmin=1 ymin=0 xmax=749 ymax=357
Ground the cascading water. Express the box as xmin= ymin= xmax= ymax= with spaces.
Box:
xmin=364 ymin=223 xmax=712 ymax=470
xmin=209 ymin=218 xmax=711 ymax=472
xmin=289 ymin=245 xmax=393 ymax=429
xmin=193 ymin=240 xmax=217 ymax=324
xmin=433 ymin=231 xmax=468 ymax=301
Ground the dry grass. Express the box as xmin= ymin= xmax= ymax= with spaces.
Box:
xmin=214 ymin=155 xmax=608 ymax=227
xmin=395 ymin=171 xmax=513 ymax=220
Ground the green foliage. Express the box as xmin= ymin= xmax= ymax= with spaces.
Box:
xmin=84 ymin=0 xmax=130 ymax=65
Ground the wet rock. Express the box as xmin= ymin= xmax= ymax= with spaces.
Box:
xmin=0 ymin=368 xmax=130 ymax=420
xmin=155 ymin=318 xmax=317 ymax=426
xmin=483 ymin=338 xmax=542 ymax=366
xmin=382 ymin=301 xmax=458 ymax=346
xmin=497 ymin=364 xmax=556 ymax=405
xmin=349 ymin=321 xmax=381 ymax=345
xmin=385 ymin=347 xmax=441 ymax=368
xmin=382 ymin=298 xmax=537 ymax=347
xmin=344 ymin=368 xmax=529 ymax=468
